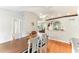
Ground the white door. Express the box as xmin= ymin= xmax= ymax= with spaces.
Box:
xmin=12 ymin=18 xmax=22 ymax=39
xmin=15 ymin=18 xmax=22 ymax=39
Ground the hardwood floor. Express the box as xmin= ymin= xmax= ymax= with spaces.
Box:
xmin=0 ymin=37 xmax=72 ymax=53
xmin=47 ymin=39 xmax=72 ymax=53
xmin=0 ymin=37 xmax=28 ymax=53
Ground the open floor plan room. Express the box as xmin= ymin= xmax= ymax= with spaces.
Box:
xmin=0 ymin=6 xmax=78 ymax=53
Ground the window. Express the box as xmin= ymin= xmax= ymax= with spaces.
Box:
xmin=53 ymin=21 xmax=61 ymax=31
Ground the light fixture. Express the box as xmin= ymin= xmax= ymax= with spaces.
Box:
xmin=39 ymin=13 xmax=47 ymax=19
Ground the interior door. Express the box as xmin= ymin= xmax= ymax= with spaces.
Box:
xmin=12 ymin=18 xmax=22 ymax=40
xmin=14 ymin=18 xmax=22 ymax=39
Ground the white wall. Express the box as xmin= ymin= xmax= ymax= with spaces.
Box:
xmin=22 ymin=11 xmax=38 ymax=37
xmin=0 ymin=9 xmax=38 ymax=43
xmin=0 ymin=9 xmax=23 ymax=43
xmin=48 ymin=16 xmax=79 ymax=43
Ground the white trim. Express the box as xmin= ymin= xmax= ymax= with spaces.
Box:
xmin=49 ymin=38 xmax=70 ymax=44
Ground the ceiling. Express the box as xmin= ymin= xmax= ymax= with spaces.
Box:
xmin=0 ymin=6 xmax=77 ymax=19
